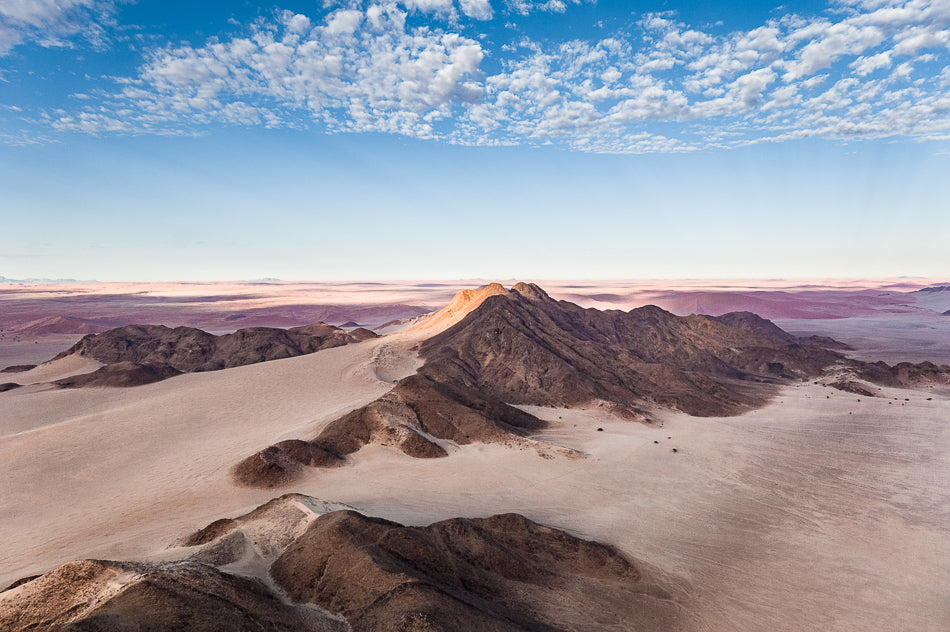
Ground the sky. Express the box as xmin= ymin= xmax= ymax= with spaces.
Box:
xmin=1 ymin=0 xmax=949 ymax=281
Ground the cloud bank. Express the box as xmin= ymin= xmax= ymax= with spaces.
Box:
xmin=21 ymin=0 xmax=950 ymax=152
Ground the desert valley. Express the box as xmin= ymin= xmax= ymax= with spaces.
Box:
xmin=6 ymin=0 xmax=950 ymax=627
xmin=1 ymin=278 xmax=949 ymax=631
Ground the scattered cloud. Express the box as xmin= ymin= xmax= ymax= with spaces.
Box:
xmin=506 ymin=0 xmax=594 ymax=15
xmin=19 ymin=0 xmax=950 ymax=152
xmin=47 ymin=7 xmax=485 ymax=138
xmin=459 ymin=0 xmax=493 ymax=20
xmin=0 ymin=0 xmax=124 ymax=56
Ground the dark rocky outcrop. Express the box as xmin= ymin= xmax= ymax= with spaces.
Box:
xmin=1 ymin=499 xmax=679 ymax=632
xmin=233 ymin=441 xmax=348 ymax=488
xmin=0 ymin=382 xmax=21 ymax=393
xmin=828 ymin=380 xmax=878 ymax=397
xmin=237 ymin=283 xmax=854 ymax=487
xmin=49 ymin=321 xmax=377 ymax=387
xmin=854 ymin=359 xmax=950 ymax=388
xmin=270 ymin=510 xmax=678 ymax=632
xmin=234 ymin=375 xmax=544 ymax=487
xmin=176 ymin=494 xmax=357 ymax=567
xmin=709 ymin=314 xmax=852 ymax=350
xmin=0 ymin=559 xmax=344 ymax=632
xmin=797 ymin=335 xmax=853 ymax=350
xmin=0 ymin=365 xmax=36 ymax=374
xmin=58 ymin=322 xmax=376 ymax=373
xmin=707 ymin=311 xmax=796 ymax=344
xmin=54 ymin=361 xmax=183 ymax=388
xmin=419 ymin=283 xmax=841 ymax=417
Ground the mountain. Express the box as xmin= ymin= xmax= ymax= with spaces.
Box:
xmin=235 ymin=283 xmax=851 ymax=487
xmin=706 ymin=311 xmax=797 ymax=343
xmin=270 ymin=510 xmax=674 ymax=632
xmin=51 ymin=322 xmax=377 ymax=387
xmin=1 ymin=495 xmax=678 ymax=632
xmin=0 ymin=276 xmax=88 ymax=283
xmin=417 ymin=283 xmax=842 ymax=415
xmin=408 ymin=281 xmax=509 ymax=333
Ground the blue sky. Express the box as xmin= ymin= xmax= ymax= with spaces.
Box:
xmin=1 ymin=0 xmax=948 ymax=281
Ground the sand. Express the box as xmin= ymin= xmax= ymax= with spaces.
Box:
xmin=272 ymin=382 xmax=949 ymax=632
xmin=776 ymin=312 xmax=950 ymax=365
xmin=0 ymin=334 xmax=86 ymax=370
xmin=2 ymin=285 xmax=949 ymax=630
xmin=3 ymin=353 xmax=947 ymax=630
xmin=0 ymin=336 xmax=397 ymax=585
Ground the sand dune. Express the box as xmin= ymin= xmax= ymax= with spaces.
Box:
xmin=10 ymin=353 xmax=104 ymax=386
xmin=288 ymin=384 xmax=950 ymax=632
xmin=11 ymin=315 xmax=109 ymax=336
xmin=237 ymin=284 xmax=867 ymax=487
xmin=0 ymin=336 xmax=394 ymax=585
xmin=408 ymin=281 xmax=509 ymax=333
xmin=1 ymin=281 xmax=949 ymax=630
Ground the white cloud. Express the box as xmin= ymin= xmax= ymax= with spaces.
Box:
xmin=506 ymin=0 xmax=593 ymax=16
xmin=0 ymin=0 xmax=122 ymax=55
xmin=401 ymin=0 xmax=454 ymax=14
xmin=33 ymin=0 xmax=950 ymax=153
xmin=850 ymin=50 xmax=892 ymax=74
xmin=459 ymin=0 xmax=493 ymax=20
xmin=892 ymin=24 xmax=950 ymax=54
xmin=56 ymin=6 xmax=485 ymax=138
xmin=784 ymin=22 xmax=885 ymax=79
xmin=324 ymin=8 xmax=362 ymax=35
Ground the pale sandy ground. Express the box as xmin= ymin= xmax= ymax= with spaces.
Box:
xmin=3 ymin=276 xmax=946 ymax=367
xmin=776 ymin=313 xmax=950 ymax=365
xmin=291 ymin=384 xmax=950 ymax=632
xmin=0 ymin=334 xmax=413 ymax=586
xmin=2 ymin=276 xmax=944 ymax=327
xmin=1 ymin=302 xmax=949 ymax=630
xmin=0 ymin=335 xmax=85 ymax=369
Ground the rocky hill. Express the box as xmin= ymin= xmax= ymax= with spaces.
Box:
xmin=233 ymin=374 xmax=547 ymax=487
xmin=418 ymin=283 xmax=842 ymax=416
xmin=236 ymin=283 xmax=856 ymax=486
xmin=0 ymin=496 xmax=679 ymax=632
xmin=51 ymin=322 xmax=377 ymax=387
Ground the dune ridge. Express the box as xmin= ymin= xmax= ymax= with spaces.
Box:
xmin=3 ymin=281 xmax=950 ymax=631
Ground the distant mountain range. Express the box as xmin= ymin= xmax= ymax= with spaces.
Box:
xmin=912 ymin=285 xmax=950 ymax=294
xmin=0 ymin=275 xmax=92 ymax=283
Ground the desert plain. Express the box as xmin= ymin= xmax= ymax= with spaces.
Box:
xmin=1 ymin=278 xmax=949 ymax=630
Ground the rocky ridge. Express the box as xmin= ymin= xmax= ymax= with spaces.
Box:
xmin=49 ymin=321 xmax=377 ymax=387
xmin=0 ymin=495 xmax=679 ymax=632
xmin=235 ymin=282 xmax=882 ymax=487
